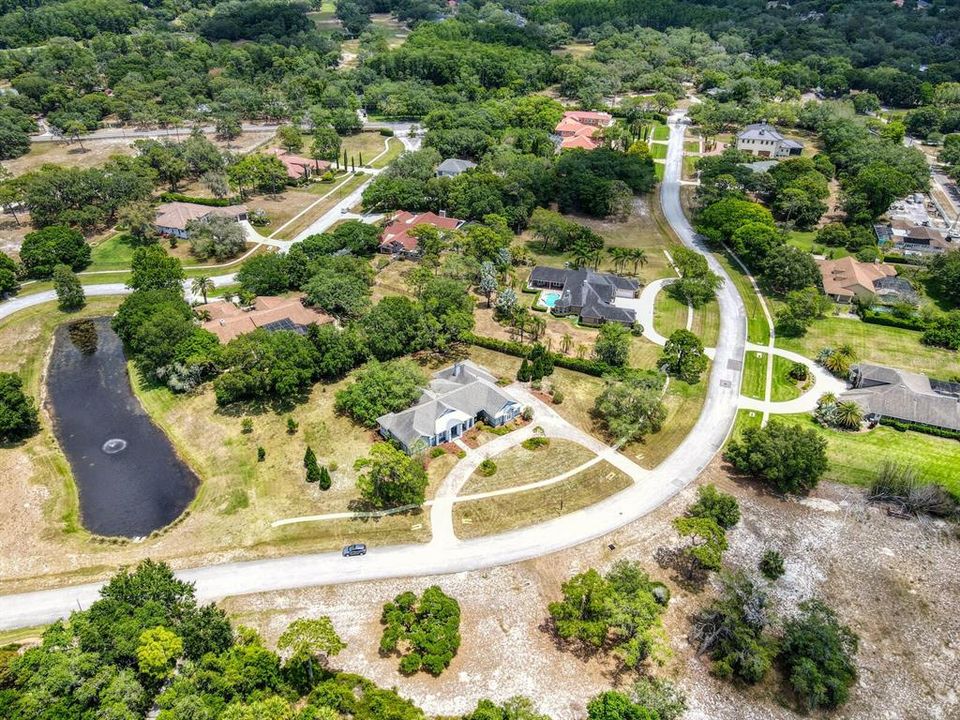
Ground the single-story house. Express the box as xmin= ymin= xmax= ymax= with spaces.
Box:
xmin=378 ymin=210 xmax=465 ymax=257
xmin=264 ymin=148 xmax=330 ymax=181
xmin=553 ymin=111 xmax=613 ymax=151
xmin=817 ymin=256 xmax=898 ymax=304
xmin=843 ymin=364 xmax=960 ymax=433
xmin=196 ymin=294 xmax=333 ymax=343
xmin=436 ymin=158 xmax=477 ymax=178
xmin=377 ymin=361 xmax=523 ymax=453
xmin=735 ymin=123 xmax=804 ymax=158
xmin=529 ymin=266 xmax=639 ymax=326
xmin=154 ymin=201 xmax=248 ymax=240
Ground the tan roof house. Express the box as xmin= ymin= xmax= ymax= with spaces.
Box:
xmin=817 ymin=257 xmax=897 ymax=303
xmin=196 ymin=294 xmax=333 ymax=343
xmin=378 ymin=210 xmax=465 ymax=256
xmin=264 ymin=148 xmax=331 ymax=181
xmin=553 ymin=111 xmax=613 ymax=151
xmin=154 ymin=201 xmax=248 ymax=240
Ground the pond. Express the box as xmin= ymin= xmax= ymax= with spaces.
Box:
xmin=45 ymin=317 xmax=199 ymax=538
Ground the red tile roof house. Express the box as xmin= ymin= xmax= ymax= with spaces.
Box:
xmin=378 ymin=211 xmax=465 ymax=257
xmin=154 ymin=201 xmax=248 ymax=240
xmin=195 ymin=294 xmax=333 ymax=343
xmin=264 ymin=148 xmax=331 ymax=181
xmin=553 ymin=110 xmax=614 ymax=151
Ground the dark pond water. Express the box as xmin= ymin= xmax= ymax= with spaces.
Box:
xmin=46 ymin=317 xmax=198 ymax=537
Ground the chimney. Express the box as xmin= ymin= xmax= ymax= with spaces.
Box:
xmin=439 ymin=209 xmax=447 ymax=218
xmin=452 ymin=362 xmax=462 ymax=378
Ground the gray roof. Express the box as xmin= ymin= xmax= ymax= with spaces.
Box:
xmin=377 ymin=361 xmax=518 ymax=448
xmin=530 ymin=266 xmax=638 ymax=324
xmin=744 ymin=160 xmax=779 ymax=174
xmin=843 ymin=364 xmax=960 ymax=431
xmin=437 ymin=158 xmax=477 ymax=174
xmin=738 ymin=123 xmax=786 ymax=142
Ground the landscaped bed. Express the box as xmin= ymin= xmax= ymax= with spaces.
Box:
xmin=452 ymin=460 xmax=632 ymax=539
xmin=460 ymin=439 xmax=596 ymax=495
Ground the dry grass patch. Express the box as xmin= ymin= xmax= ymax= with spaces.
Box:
xmin=461 ymin=439 xmax=596 ymax=495
xmin=626 ymin=374 xmax=709 ymax=470
xmin=453 ymin=460 xmax=632 ymax=539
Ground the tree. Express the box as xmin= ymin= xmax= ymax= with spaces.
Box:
xmin=53 ymin=264 xmax=85 ymax=311
xmin=361 ymin=296 xmax=431 ymax=361
xmin=277 ymin=617 xmax=345 ymax=682
xmin=214 ymin=330 xmax=317 ymax=406
xmin=477 ymin=261 xmax=498 ymax=307
xmin=548 ymin=561 xmax=667 ymax=669
xmin=277 ymin=124 xmax=303 ymax=153
xmin=922 ymin=310 xmax=960 ymax=350
xmin=318 ymin=465 xmax=332 ymax=490
xmin=668 ymin=247 xmax=722 ymax=308
xmin=20 ymin=225 xmax=91 ymax=278
xmin=191 ymin=275 xmax=215 ymax=304
xmin=659 ymin=330 xmax=708 ymax=384
xmin=117 ymin=201 xmax=157 ymax=246
xmin=304 ymin=446 xmax=322 ymax=483
xmin=775 ymin=287 xmax=831 ymax=337
xmin=188 ymin=215 xmax=246 ymax=261
xmin=759 ymin=245 xmax=821 ymax=296
xmin=0 ymin=175 xmax=24 ymax=227
xmin=687 ymin=484 xmax=739 ymax=529
xmin=725 ymin=419 xmax=828 ymax=494
xmin=355 ymin=441 xmax=429 ymax=509
xmin=380 ymin=586 xmax=461 ymax=675
xmin=818 ymin=344 xmax=857 ymax=377
xmin=780 ymin=600 xmax=859 ymax=711
xmin=304 ymin=269 xmax=370 ymax=320
xmin=593 ymin=322 xmax=631 ymax=367
xmin=129 ymin=245 xmax=185 ymax=292
xmin=0 ymin=372 xmax=39 ymax=442
xmin=136 ymin=626 xmax=183 ymax=683
xmin=463 ymin=697 xmax=551 ymax=720
xmin=696 ymin=197 xmax=775 ymax=246
xmin=202 ymin=171 xmax=231 ymax=199
xmin=927 ymin=250 xmax=960 ymax=307
xmin=215 ymin=115 xmax=242 ymax=141
xmin=311 ymin=126 xmax=342 ymax=163
xmin=593 ymin=375 xmax=667 ymax=443
xmin=731 ymin=222 xmax=783 ymax=267
xmin=335 ymin=360 xmax=427 ymax=428
xmin=0 ymin=251 xmax=17 ymax=295
xmin=673 ymin=515 xmax=727 ymax=579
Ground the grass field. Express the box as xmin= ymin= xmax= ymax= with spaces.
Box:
xmin=88 ymin=233 xmax=135 ymax=271
xmin=341 ymin=132 xmax=392 ymax=166
xmin=452 ymin=460 xmax=632 ymax=538
xmin=742 ymin=350 xmax=767 ymax=400
xmin=652 ymin=124 xmax=669 ymax=141
xmin=649 ymin=143 xmax=668 ymax=159
xmin=629 ymin=374 xmax=708 ymax=469
xmin=771 ymin=354 xmax=803 ymax=401
xmin=684 ymin=140 xmax=700 ymax=153
xmin=714 ymin=251 xmax=771 ymax=345
xmin=654 ymin=163 xmax=665 ymax=181
xmin=653 ymin=291 xmax=690 ymax=339
xmin=370 ymin=137 xmax=404 ymax=168
xmin=776 ymin=316 xmax=960 ymax=379
xmin=460 ymin=439 xmax=596 ymax=495
xmin=774 ymin=414 xmax=960 ymax=498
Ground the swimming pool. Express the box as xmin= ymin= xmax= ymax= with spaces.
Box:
xmin=539 ymin=291 xmax=561 ymax=309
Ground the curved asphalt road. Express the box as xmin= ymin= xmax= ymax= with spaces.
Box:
xmin=0 ymin=112 xmax=747 ymax=629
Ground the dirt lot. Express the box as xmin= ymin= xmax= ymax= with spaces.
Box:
xmin=224 ymin=461 xmax=960 ymax=720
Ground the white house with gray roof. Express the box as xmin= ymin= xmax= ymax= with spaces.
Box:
xmin=529 ymin=266 xmax=639 ymax=326
xmin=843 ymin=364 xmax=960 ymax=433
xmin=735 ymin=123 xmax=804 ymax=158
xmin=377 ymin=361 xmax=522 ymax=453
xmin=436 ymin=158 xmax=478 ymax=178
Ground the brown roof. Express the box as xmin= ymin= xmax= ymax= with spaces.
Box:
xmin=817 ymin=257 xmax=896 ymax=298
xmin=154 ymin=202 xmax=247 ymax=231
xmin=379 ymin=211 xmax=464 ymax=253
xmin=264 ymin=148 xmax=330 ymax=180
xmin=196 ymin=294 xmax=333 ymax=343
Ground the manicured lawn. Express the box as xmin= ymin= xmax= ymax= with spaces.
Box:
xmin=652 ymin=124 xmax=669 ymax=141
xmin=684 ymin=140 xmax=700 ymax=153
xmin=649 ymin=143 xmax=668 ymax=159
xmin=741 ymin=350 xmax=767 ymax=400
xmin=461 ymin=439 xmax=596 ymax=495
xmin=729 ymin=408 xmax=763 ymax=439
xmin=774 ymin=414 xmax=960 ymax=498
xmin=776 ymin=316 xmax=960 ymax=379
xmin=771 ymin=354 xmax=803 ymax=402
xmin=714 ymin=251 xmax=771 ymax=345
xmin=682 ymin=156 xmax=698 ymax=180
xmin=654 ymin=162 xmax=665 ymax=181
xmin=653 ymin=291 xmax=689 ymax=338
xmin=370 ymin=137 xmax=404 ymax=168
xmin=452 ymin=460 xmax=632 ymax=538
xmin=89 ymin=233 xmax=135 ymax=271
xmin=694 ymin=298 xmax=721 ymax=348
xmin=629 ymin=374 xmax=708 ymax=469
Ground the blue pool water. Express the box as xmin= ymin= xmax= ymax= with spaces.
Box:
xmin=540 ymin=291 xmax=561 ymax=308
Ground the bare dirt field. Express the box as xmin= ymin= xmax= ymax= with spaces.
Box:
xmin=224 ymin=461 xmax=960 ymax=720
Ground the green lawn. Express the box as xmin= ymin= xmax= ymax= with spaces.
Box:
xmin=653 ymin=291 xmax=689 ymax=339
xmin=89 ymin=233 xmax=135 ymax=271
xmin=776 ymin=316 xmax=960 ymax=380
xmin=630 ymin=374 xmax=708 ymax=469
xmin=694 ymin=298 xmax=721 ymax=348
xmin=771 ymin=354 xmax=803 ymax=402
xmin=652 ymin=124 xmax=669 ymax=141
xmin=775 ymin=414 xmax=960 ymax=498
xmin=742 ymin=350 xmax=767 ymax=400
xmin=654 ymin=162 xmax=665 ymax=181
xmin=370 ymin=137 xmax=404 ymax=168
xmin=715 ymin=251 xmax=770 ymax=345
xmin=684 ymin=140 xmax=700 ymax=153
xmin=649 ymin=143 xmax=668 ymax=159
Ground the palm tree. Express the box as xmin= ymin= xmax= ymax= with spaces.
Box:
xmin=191 ymin=275 xmax=215 ymax=304
xmin=560 ymin=333 xmax=573 ymax=355
xmin=576 ymin=343 xmax=587 ymax=360
xmin=628 ymin=248 xmax=648 ymax=275
xmin=834 ymin=401 xmax=864 ymax=430
xmin=569 ymin=241 xmax=593 ymax=270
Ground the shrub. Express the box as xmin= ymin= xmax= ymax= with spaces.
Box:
xmin=868 ymin=461 xmax=957 ymax=515
xmin=318 ymin=465 xmax=332 ymax=491
xmin=379 ymin=128 xmax=395 ymax=136
xmin=788 ymin=362 xmax=808 ymax=381
xmin=241 ymin=418 xmax=253 ymax=433
xmin=304 ymin=446 xmax=321 ymax=483
xmin=159 ymin=192 xmax=240 ymax=207
xmin=551 ymin=388 xmax=564 ymax=404
xmin=725 ymin=419 xmax=828 ymax=494
xmin=430 ymin=447 xmax=446 ymax=458
xmin=257 ymin=446 xmax=266 ymax=462
xmin=521 ymin=436 xmax=550 ymax=451
xmin=0 ymin=372 xmax=39 ymax=442
xmin=287 ymin=417 xmax=299 ymax=434
xmin=380 ymin=586 xmax=460 ymax=675
xmin=521 ymin=406 xmax=533 ymax=421
xmin=759 ymin=550 xmax=785 ymax=580
xmin=478 ymin=459 xmax=497 ymax=476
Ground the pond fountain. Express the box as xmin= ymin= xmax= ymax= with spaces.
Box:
xmin=45 ymin=318 xmax=199 ymax=537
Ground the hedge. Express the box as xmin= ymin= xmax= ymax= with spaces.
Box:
xmin=880 ymin=254 xmax=927 ymax=266
xmin=879 ymin=416 xmax=960 ymax=440
xmin=160 ymin=192 xmax=242 ymax=207
xmin=859 ymin=308 xmax=927 ymax=332
xmin=378 ymin=128 xmax=394 ymax=137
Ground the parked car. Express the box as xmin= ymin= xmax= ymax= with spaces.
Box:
xmin=342 ymin=543 xmax=367 ymax=557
